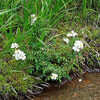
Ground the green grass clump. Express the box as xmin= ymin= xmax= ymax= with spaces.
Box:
xmin=80 ymin=27 xmax=100 ymax=67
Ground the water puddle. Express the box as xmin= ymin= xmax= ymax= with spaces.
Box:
xmin=34 ymin=72 xmax=100 ymax=100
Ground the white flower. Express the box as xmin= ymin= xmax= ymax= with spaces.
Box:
xmin=51 ymin=73 xmax=58 ymax=80
xmin=63 ymin=38 xmax=69 ymax=43
xmin=21 ymin=55 xmax=26 ymax=60
xmin=15 ymin=49 xmax=21 ymax=54
xmin=11 ymin=43 xmax=19 ymax=48
xmin=31 ymin=14 xmax=37 ymax=25
xmin=67 ymin=32 xmax=72 ymax=37
xmin=79 ymin=79 xmax=82 ymax=82
xmin=13 ymin=49 xmax=26 ymax=60
xmin=31 ymin=14 xmax=35 ymax=18
xmin=72 ymin=46 xmax=80 ymax=52
xmin=73 ymin=40 xmax=83 ymax=52
xmin=13 ymin=54 xmax=21 ymax=60
xmin=71 ymin=30 xmax=77 ymax=37
xmin=74 ymin=40 xmax=83 ymax=49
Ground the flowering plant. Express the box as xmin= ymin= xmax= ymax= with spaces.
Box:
xmin=31 ymin=14 xmax=37 ymax=25
xmin=25 ymin=30 xmax=84 ymax=82
xmin=9 ymin=30 xmax=84 ymax=82
xmin=11 ymin=43 xmax=26 ymax=61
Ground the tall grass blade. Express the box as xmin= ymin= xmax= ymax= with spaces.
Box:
xmin=0 ymin=6 xmax=21 ymax=15
xmin=82 ymin=0 xmax=87 ymax=19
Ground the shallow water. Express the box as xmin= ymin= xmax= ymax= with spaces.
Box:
xmin=34 ymin=72 xmax=100 ymax=100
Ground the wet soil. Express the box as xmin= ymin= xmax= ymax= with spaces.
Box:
xmin=34 ymin=72 xmax=100 ymax=100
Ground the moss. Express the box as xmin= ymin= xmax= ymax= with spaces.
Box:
xmin=0 ymin=53 xmax=40 ymax=98
xmin=8 ymin=59 xmax=17 ymax=65
xmin=0 ymin=71 xmax=37 ymax=97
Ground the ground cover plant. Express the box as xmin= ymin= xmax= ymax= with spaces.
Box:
xmin=0 ymin=0 xmax=100 ymax=99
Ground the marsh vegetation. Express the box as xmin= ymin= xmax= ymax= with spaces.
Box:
xmin=0 ymin=0 xmax=100 ymax=99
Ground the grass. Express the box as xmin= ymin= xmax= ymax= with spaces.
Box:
xmin=1 ymin=0 xmax=72 ymax=49
xmin=0 ymin=0 xmax=99 ymax=43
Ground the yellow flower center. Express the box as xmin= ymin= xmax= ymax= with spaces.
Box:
xmin=68 ymin=33 xmax=70 ymax=35
xmin=80 ymin=44 xmax=82 ymax=46
xmin=15 ymin=50 xmax=18 ymax=52
xmin=53 ymin=75 xmax=56 ymax=78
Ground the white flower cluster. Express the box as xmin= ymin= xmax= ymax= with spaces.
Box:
xmin=63 ymin=30 xmax=83 ymax=52
xmin=63 ymin=38 xmax=69 ymax=43
xmin=31 ymin=14 xmax=37 ymax=25
xmin=72 ymin=40 xmax=83 ymax=52
xmin=79 ymin=79 xmax=82 ymax=82
xmin=67 ymin=30 xmax=77 ymax=37
xmin=51 ymin=31 xmax=83 ymax=81
xmin=13 ymin=49 xmax=26 ymax=60
xmin=51 ymin=73 xmax=58 ymax=80
xmin=11 ymin=43 xmax=26 ymax=60
xmin=11 ymin=43 xmax=19 ymax=48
